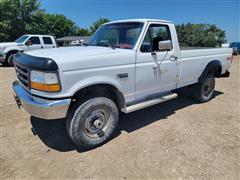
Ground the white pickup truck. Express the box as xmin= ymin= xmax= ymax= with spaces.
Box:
xmin=12 ymin=19 xmax=232 ymax=149
xmin=0 ymin=34 xmax=57 ymax=66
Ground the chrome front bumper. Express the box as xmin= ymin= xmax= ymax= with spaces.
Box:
xmin=12 ymin=81 xmax=71 ymax=119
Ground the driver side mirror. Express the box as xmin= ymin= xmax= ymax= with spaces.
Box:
xmin=25 ymin=40 xmax=32 ymax=46
xmin=158 ymin=40 xmax=172 ymax=51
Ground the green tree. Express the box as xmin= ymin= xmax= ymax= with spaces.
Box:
xmin=89 ymin=18 xmax=110 ymax=34
xmin=0 ymin=0 xmax=80 ymax=41
xmin=76 ymin=28 xmax=90 ymax=36
xmin=36 ymin=13 xmax=79 ymax=38
xmin=0 ymin=0 xmax=42 ymax=41
xmin=175 ymin=23 xmax=226 ymax=47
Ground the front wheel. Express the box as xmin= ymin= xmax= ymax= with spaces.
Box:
xmin=192 ymin=74 xmax=215 ymax=103
xmin=66 ymin=97 xmax=119 ymax=150
xmin=7 ymin=53 xmax=15 ymax=66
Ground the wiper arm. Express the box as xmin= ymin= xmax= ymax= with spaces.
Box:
xmin=96 ymin=43 xmax=119 ymax=49
xmin=110 ymin=45 xmax=120 ymax=49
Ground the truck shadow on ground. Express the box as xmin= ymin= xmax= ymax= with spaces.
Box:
xmin=0 ymin=63 xmax=11 ymax=67
xmin=30 ymin=90 xmax=223 ymax=152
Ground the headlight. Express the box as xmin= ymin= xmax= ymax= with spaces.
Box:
xmin=30 ymin=70 xmax=61 ymax=92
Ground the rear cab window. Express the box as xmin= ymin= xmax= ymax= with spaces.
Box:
xmin=43 ymin=37 xmax=53 ymax=44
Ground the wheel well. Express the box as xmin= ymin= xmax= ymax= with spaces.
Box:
xmin=208 ymin=64 xmax=222 ymax=77
xmin=71 ymin=84 xmax=125 ymax=110
xmin=198 ymin=60 xmax=222 ymax=82
xmin=6 ymin=50 xmax=19 ymax=59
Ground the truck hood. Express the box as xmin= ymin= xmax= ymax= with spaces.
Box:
xmin=24 ymin=46 xmax=134 ymax=71
xmin=25 ymin=46 xmax=121 ymax=59
xmin=0 ymin=42 xmax=18 ymax=48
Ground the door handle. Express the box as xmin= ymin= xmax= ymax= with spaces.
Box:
xmin=152 ymin=65 xmax=157 ymax=70
xmin=170 ymin=55 xmax=178 ymax=61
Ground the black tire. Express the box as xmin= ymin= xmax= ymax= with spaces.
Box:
xmin=66 ymin=97 xmax=119 ymax=150
xmin=192 ymin=74 xmax=215 ymax=103
xmin=7 ymin=53 xmax=15 ymax=66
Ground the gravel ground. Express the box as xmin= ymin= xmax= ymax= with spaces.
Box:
xmin=0 ymin=56 xmax=239 ymax=180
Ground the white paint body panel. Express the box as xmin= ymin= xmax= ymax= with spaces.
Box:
xmin=178 ymin=48 xmax=232 ymax=88
xmin=22 ymin=19 xmax=232 ymax=106
xmin=27 ymin=46 xmax=136 ymax=102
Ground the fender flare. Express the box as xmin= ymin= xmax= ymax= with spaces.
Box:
xmin=5 ymin=48 xmax=24 ymax=61
xmin=4 ymin=46 xmax=23 ymax=55
xmin=68 ymin=76 xmax=126 ymax=108
xmin=72 ymin=83 xmax=126 ymax=110
xmin=198 ymin=60 xmax=222 ymax=82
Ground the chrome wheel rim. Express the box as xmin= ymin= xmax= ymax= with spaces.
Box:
xmin=84 ymin=109 xmax=111 ymax=138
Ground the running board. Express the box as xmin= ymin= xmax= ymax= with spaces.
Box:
xmin=124 ymin=93 xmax=178 ymax=113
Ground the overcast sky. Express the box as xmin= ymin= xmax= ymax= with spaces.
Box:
xmin=41 ymin=0 xmax=239 ymax=42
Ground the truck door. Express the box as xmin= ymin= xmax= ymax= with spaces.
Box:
xmin=135 ymin=23 xmax=180 ymax=99
xmin=26 ymin=36 xmax=42 ymax=51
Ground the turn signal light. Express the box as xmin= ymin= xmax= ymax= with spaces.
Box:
xmin=30 ymin=81 xmax=61 ymax=92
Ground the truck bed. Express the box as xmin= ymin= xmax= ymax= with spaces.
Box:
xmin=180 ymin=47 xmax=232 ymax=58
xmin=177 ymin=47 xmax=232 ymax=89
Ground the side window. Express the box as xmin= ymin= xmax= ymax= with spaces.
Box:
xmin=140 ymin=24 xmax=172 ymax=52
xmin=29 ymin=37 xmax=40 ymax=44
xmin=43 ymin=37 xmax=53 ymax=44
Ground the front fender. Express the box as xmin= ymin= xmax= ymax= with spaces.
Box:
xmin=4 ymin=46 xmax=23 ymax=54
xmin=66 ymin=75 xmax=124 ymax=97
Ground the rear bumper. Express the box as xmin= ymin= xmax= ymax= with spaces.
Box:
xmin=0 ymin=52 xmax=6 ymax=62
xmin=220 ymin=71 xmax=230 ymax=78
xmin=12 ymin=81 xmax=71 ymax=119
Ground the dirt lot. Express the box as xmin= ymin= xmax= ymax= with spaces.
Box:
xmin=0 ymin=56 xmax=239 ymax=180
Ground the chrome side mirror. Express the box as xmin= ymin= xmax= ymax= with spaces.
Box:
xmin=158 ymin=40 xmax=172 ymax=51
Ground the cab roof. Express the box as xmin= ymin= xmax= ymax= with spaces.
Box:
xmin=24 ymin=34 xmax=53 ymax=37
xmin=104 ymin=19 xmax=172 ymax=25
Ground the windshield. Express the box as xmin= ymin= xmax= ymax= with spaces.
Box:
xmin=88 ymin=22 xmax=144 ymax=49
xmin=15 ymin=35 xmax=29 ymax=43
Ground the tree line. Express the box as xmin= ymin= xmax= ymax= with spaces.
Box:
xmin=0 ymin=0 xmax=226 ymax=47
xmin=175 ymin=23 xmax=226 ymax=47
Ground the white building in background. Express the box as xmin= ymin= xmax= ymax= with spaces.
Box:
xmin=221 ymin=43 xmax=230 ymax=48
xmin=57 ymin=36 xmax=90 ymax=46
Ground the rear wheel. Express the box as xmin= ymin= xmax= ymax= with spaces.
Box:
xmin=66 ymin=97 xmax=119 ymax=150
xmin=192 ymin=74 xmax=215 ymax=103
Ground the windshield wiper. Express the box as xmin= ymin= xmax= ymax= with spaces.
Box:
xmin=111 ymin=45 xmax=121 ymax=49
xmin=95 ymin=43 xmax=119 ymax=49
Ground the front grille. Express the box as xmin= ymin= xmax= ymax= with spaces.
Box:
xmin=14 ymin=63 xmax=29 ymax=89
